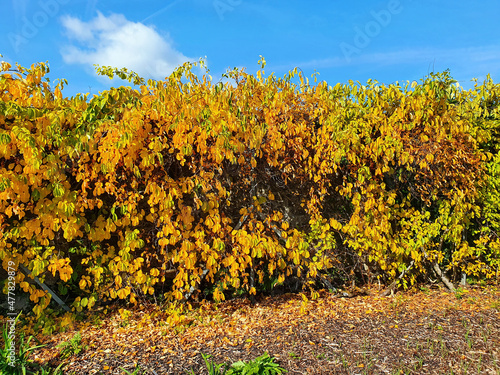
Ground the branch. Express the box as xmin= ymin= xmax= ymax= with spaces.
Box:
xmin=432 ymin=228 xmax=456 ymax=291
xmin=420 ymin=228 xmax=455 ymax=292
xmin=183 ymin=268 xmax=209 ymax=301
xmin=432 ymin=262 xmax=456 ymax=292
xmin=379 ymin=260 xmax=414 ymax=297
xmin=18 ymin=264 xmax=71 ymax=312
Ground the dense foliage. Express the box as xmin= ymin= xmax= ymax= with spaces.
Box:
xmin=1 ymin=57 xmax=499 ymax=324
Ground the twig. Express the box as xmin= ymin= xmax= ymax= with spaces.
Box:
xmin=379 ymin=260 xmax=414 ymax=297
xmin=18 ymin=264 xmax=71 ymax=312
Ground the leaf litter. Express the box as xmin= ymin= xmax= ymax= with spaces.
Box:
xmin=33 ymin=285 xmax=499 ymax=374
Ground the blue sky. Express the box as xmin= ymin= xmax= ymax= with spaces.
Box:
xmin=1 ymin=0 xmax=499 ymax=97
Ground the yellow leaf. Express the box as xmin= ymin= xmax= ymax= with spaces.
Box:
xmin=150 ymin=268 xmax=159 ymax=277
xmin=117 ymin=288 xmax=129 ymax=299
xmin=173 ymin=290 xmax=183 ymax=300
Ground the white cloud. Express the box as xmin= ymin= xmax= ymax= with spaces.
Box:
xmin=60 ymin=12 xmax=194 ymax=80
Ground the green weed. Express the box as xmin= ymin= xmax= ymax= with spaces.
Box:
xmin=0 ymin=313 xmax=47 ymax=375
xmin=188 ymin=352 xmax=286 ymax=375
xmin=57 ymin=332 xmax=86 ymax=359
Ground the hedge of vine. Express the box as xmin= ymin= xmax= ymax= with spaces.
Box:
xmin=1 ymin=57 xmax=499 ymax=323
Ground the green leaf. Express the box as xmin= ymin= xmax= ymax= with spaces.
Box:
xmin=0 ymin=132 xmax=11 ymax=144
xmin=53 ymin=182 xmax=65 ymax=198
